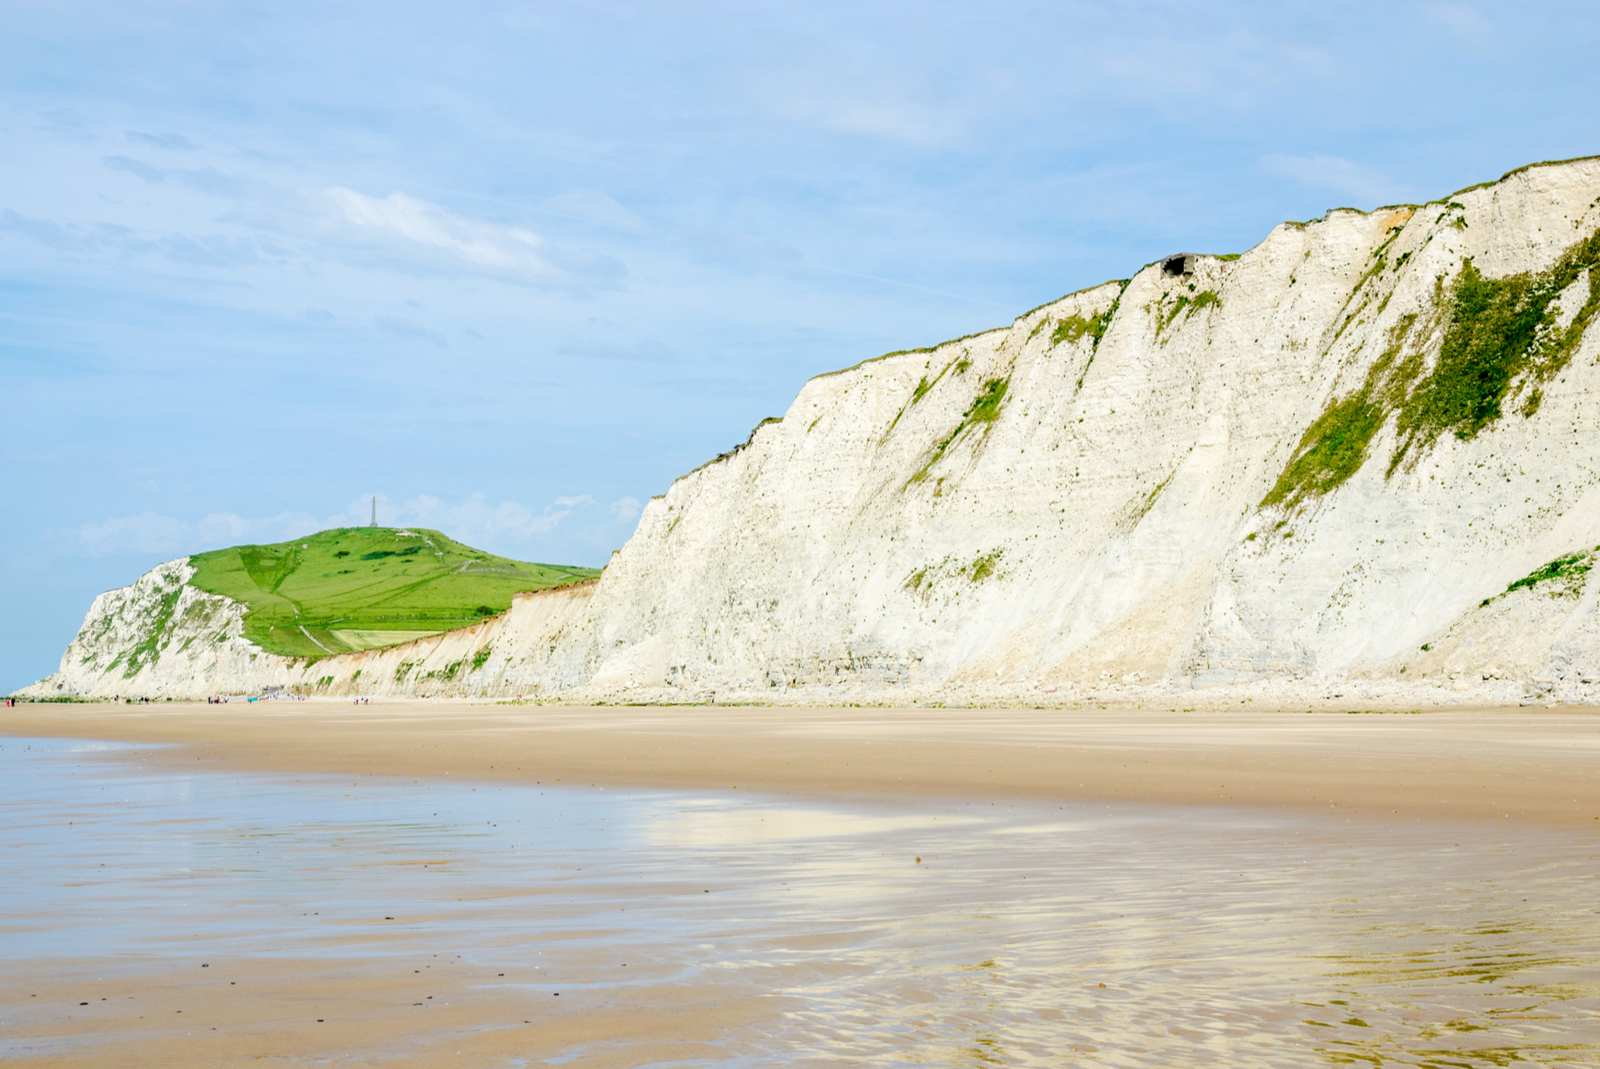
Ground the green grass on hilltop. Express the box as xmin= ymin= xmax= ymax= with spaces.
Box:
xmin=186 ymin=527 xmax=600 ymax=659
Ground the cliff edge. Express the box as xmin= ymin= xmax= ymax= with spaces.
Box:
xmin=22 ymin=157 xmax=1600 ymax=706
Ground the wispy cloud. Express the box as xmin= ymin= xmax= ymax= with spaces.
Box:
xmin=93 ymin=152 xmax=624 ymax=286
xmin=72 ymin=512 xmax=191 ymax=556
xmin=0 ymin=207 xmax=270 ymax=265
xmin=194 ymin=512 xmax=325 ymax=546
xmin=35 ymin=106 xmax=91 ymax=134
xmin=303 ymin=188 xmax=622 ymax=286
xmin=127 ymin=131 xmax=199 ymax=151
xmin=375 ymin=315 xmax=448 ymax=347
xmin=557 ymin=337 xmax=681 ymax=363
xmin=394 ymin=493 xmax=599 ymax=541
xmin=164 ymin=233 xmax=270 ymax=268
xmin=544 ymin=189 xmax=650 ymax=234
xmin=1422 ymin=2 xmax=1493 ymax=44
xmin=103 ymin=155 xmax=259 ymax=199
xmin=324 ymin=188 xmax=547 ymax=269
xmin=64 ymin=491 xmax=632 ymax=576
xmin=103 ymin=154 xmax=165 ymax=183
xmin=69 ymin=511 xmax=324 ymax=557
xmin=0 ymin=209 xmax=91 ymax=252
xmin=1258 ymin=153 xmax=1401 ymax=205
xmin=16 ymin=164 xmax=626 ymax=288
xmin=749 ymin=57 xmax=979 ymax=147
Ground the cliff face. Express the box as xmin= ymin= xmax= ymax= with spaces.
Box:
xmin=33 ymin=559 xmax=252 ymax=699
xmin=21 ymin=574 xmax=599 ymax=701
xmin=23 ymin=158 xmax=1600 ymax=705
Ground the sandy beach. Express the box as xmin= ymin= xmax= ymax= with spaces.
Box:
xmin=5 ymin=699 xmax=1599 ymax=827
xmin=4 ymin=702 xmax=1599 ymax=1068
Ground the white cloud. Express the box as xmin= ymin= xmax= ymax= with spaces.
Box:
xmin=199 ymin=511 xmax=325 ymax=545
xmin=70 ymin=510 xmax=324 ymax=557
xmin=755 ymin=67 xmax=972 ymax=147
xmin=126 ymin=131 xmax=199 ymax=151
xmin=1422 ymin=2 xmax=1493 ymax=44
xmin=1258 ymin=153 xmax=1401 ymax=205
xmin=69 ymin=161 xmax=627 ymax=288
xmin=194 ymin=513 xmax=252 ymax=544
xmin=294 ymin=187 xmax=625 ymax=287
xmin=557 ymin=337 xmax=681 ymax=363
xmin=2 ymin=203 xmax=277 ymax=267
xmin=73 ymin=512 xmax=190 ymax=556
xmin=68 ymin=492 xmax=622 ymax=561
xmin=324 ymin=187 xmax=542 ymax=269
xmin=103 ymin=154 xmax=165 ymax=183
xmin=102 ymin=155 xmax=254 ymax=199
xmin=375 ymin=315 xmax=448 ymax=347
xmin=390 ymin=492 xmax=598 ymax=543
xmin=544 ymin=189 xmax=650 ymax=234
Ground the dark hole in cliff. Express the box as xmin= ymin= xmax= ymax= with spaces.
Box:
xmin=1162 ymin=254 xmax=1195 ymax=276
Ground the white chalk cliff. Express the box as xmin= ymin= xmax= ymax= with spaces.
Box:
xmin=22 ymin=157 xmax=1600 ymax=705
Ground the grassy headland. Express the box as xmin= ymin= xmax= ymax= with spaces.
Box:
xmin=187 ymin=527 xmax=599 ymax=658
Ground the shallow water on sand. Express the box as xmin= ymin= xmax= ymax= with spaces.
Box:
xmin=3 ymin=736 xmax=1598 ymax=1067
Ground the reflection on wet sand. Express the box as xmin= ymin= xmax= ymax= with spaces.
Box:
xmin=1 ymin=737 xmax=1596 ymax=1067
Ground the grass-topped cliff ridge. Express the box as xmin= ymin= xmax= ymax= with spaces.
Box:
xmin=188 ymin=527 xmax=600 ymax=658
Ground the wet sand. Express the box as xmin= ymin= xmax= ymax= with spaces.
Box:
xmin=4 ymin=700 xmax=1599 ymax=827
xmin=4 ymin=703 xmax=1599 ymax=1067
xmin=5 ymin=956 xmax=784 ymax=1069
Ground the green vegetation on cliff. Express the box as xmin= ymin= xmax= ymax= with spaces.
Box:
xmin=187 ymin=527 xmax=599 ymax=659
xmin=1263 ymin=225 xmax=1600 ymax=514
xmin=907 ymin=375 xmax=1011 ymax=486
xmin=1050 ymin=306 xmax=1115 ymax=347
xmin=1391 ymin=235 xmax=1600 ymax=467
xmin=1503 ymin=548 xmax=1596 ymax=600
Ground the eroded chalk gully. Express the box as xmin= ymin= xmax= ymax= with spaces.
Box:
xmin=3 ymin=737 xmax=1598 ymax=1067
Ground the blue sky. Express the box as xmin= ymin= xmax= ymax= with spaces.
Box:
xmin=3 ymin=0 xmax=1596 ymax=690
